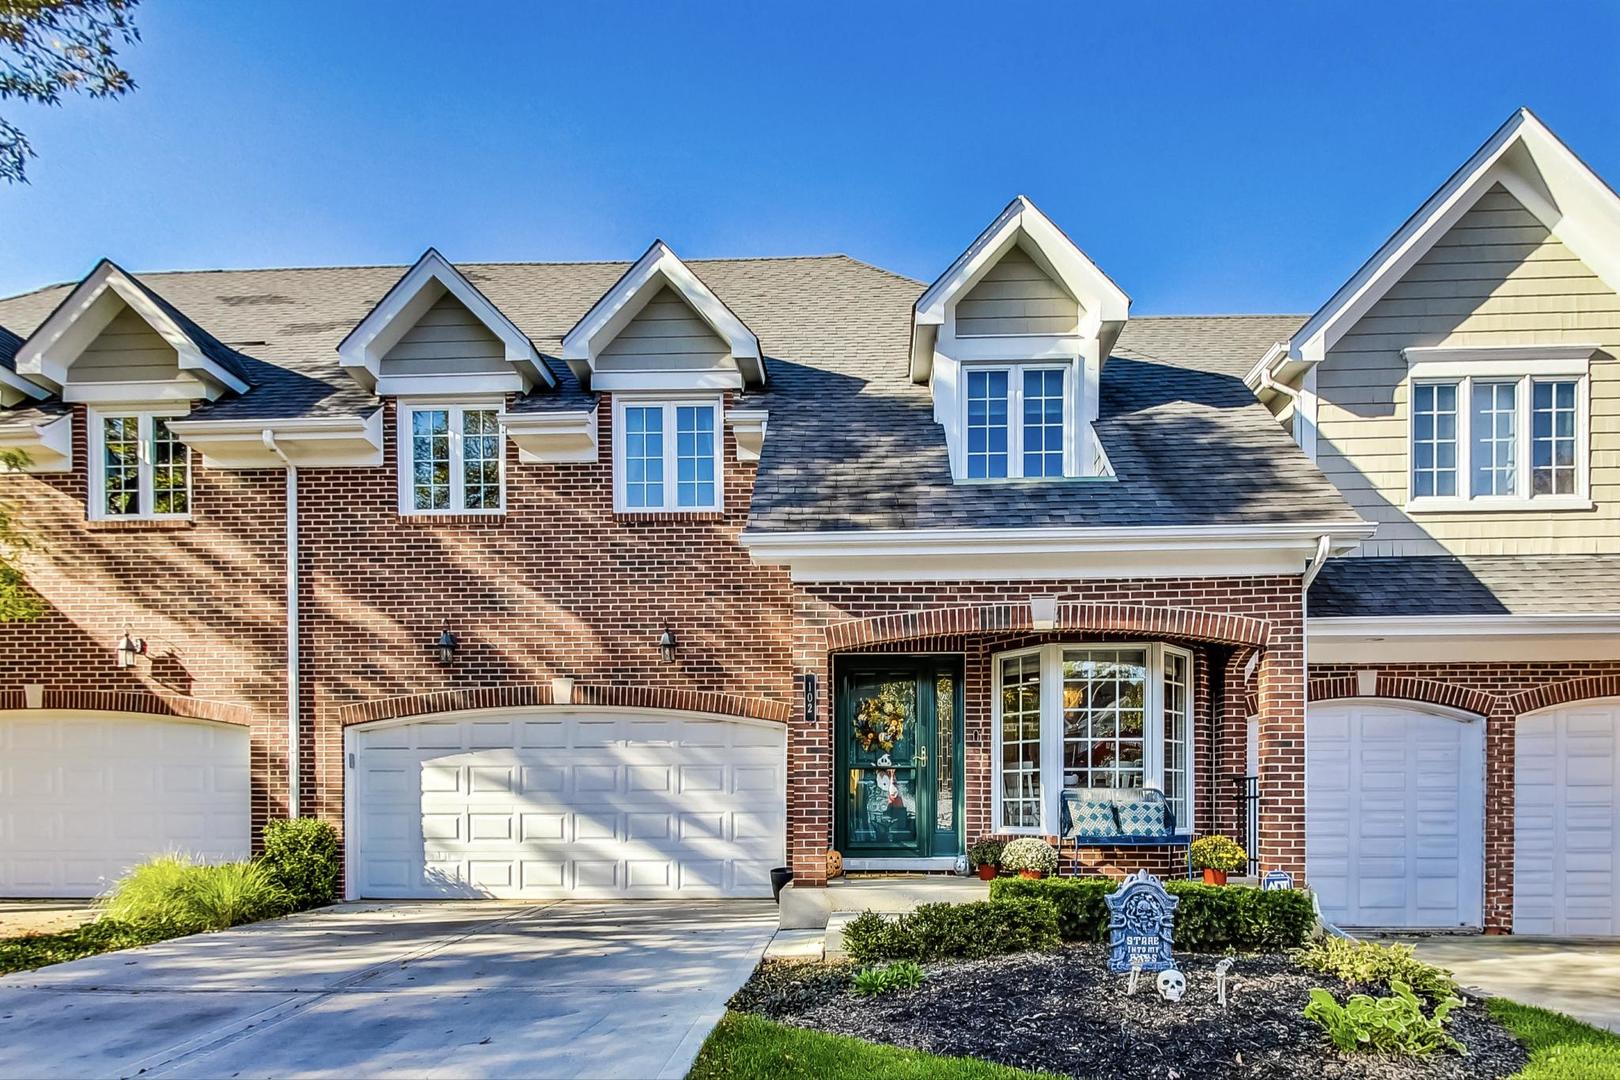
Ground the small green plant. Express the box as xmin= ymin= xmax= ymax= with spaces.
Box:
xmin=852 ymin=960 xmax=924 ymax=996
xmin=1303 ymin=980 xmax=1464 ymax=1056
xmin=1292 ymin=937 xmax=1459 ymax=1002
xmin=99 ymin=853 xmax=291 ymax=934
xmin=1189 ymin=834 xmax=1248 ymax=872
xmin=998 ymin=837 xmax=1058 ymax=875
xmin=967 ymin=837 xmax=1005 ymax=868
xmin=840 ymin=898 xmax=1061 ymax=963
xmin=183 ymin=861 xmax=293 ymax=930
xmin=261 ymin=817 xmax=342 ymax=909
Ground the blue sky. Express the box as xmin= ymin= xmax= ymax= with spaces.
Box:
xmin=2 ymin=1 xmax=1617 ymax=311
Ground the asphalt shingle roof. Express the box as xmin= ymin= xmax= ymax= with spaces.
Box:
xmin=1309 ymin=554 xmax=1620 ymax=617
xmin=0 ymin=257 xmax=1360 ymax=534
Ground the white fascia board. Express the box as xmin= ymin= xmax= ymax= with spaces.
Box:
xmin=911 ymin=195 xmax=1130 ymax=383
xmin=561 ymin=240 xmax=764 ymax=385
xmin=15 ymin=261 xmax=248 ymax=398
xmin=1310 ymin=614 xmax=1620 ymax=663
xmin=0 ymin=412 xmax=72 ymax=472
xmin=373 ymin=371 xmax=529 ymax=398
xmin=1278 ymin=110 xmax=1620 ymax=386
xmin=61 ymin=378 xmax=209 ymax=404
xmin=724 ymin=408 xmax=768 ymax=462
xmin=1403 ymin=343 xmax=1599 ymax=379
xmin=338 ymin=249 xmax=551 ymax=393
xmin=499 ymin=409 xmax=599 ymax=464
xmin=589 ymin=369 xmax=744 ymax=392
xmin=0 ymin=365 xmax=49 ymax=406
xmin=741 ymin=520 xmax=1376 ymax=582
xmin=166 ymin=411 xmax=384 ymax=469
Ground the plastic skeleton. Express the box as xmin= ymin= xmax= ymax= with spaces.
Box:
xmin=1215 ymin=957 xmax=1235 ymax=1007
xmin=1126 ymin=956 xmax=1145 ymax=996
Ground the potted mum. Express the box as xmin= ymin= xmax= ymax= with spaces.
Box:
xmin=1000 ymin=837 xmax=1058 ymax=880
xmin=1190 ymin=834 xmax=1247 ymax=885
xmin=967 ymin=837 xmax=1005 ymax=881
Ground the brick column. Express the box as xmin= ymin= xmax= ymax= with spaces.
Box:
xmin=1483 ymin=698 xmax=1516 ymax=932
xmin=1254 ymin=611 xmax=1307 ymax=881
xmin=790 ymin=593 xmax=834 ymax=886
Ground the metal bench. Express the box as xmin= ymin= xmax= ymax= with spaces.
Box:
xmin=1060 ymin=787 xmax=1192 ymax=856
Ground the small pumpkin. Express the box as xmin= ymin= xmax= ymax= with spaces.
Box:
xmin=825 ymin=849 xmax=844 ymax=880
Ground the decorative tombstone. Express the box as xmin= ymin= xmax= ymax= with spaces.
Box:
xmin=1105 ymin=869 xmax=1180 ymax=974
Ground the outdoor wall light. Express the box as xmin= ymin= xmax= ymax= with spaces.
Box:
xmin=115 ymin=632 xmax=145 ymax=669
xmin=658 ymin=625 xmax=678 ymax=664
xmin=435 ymin=625 xmax=458 ymax=665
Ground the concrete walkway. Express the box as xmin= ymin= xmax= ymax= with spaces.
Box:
xmin=0 ymin=899 xmax=776 ymax=1079
xmin=1398 ymin=936 xmax=1620 ymax=1032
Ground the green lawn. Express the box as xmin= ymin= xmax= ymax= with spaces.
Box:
xmin=0 ymin=920 xmax=169 ymax=975
xmin=1490 ymin=999 xmax=1620 ymax=1079
xmin=689 ymin=1012 xmax=1051 ymax=1080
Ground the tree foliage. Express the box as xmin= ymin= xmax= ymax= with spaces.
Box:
xmin=0 ymin=448 xmax=43 ymax=621
xmin=0 ymin=0 xmax=140 ymax=183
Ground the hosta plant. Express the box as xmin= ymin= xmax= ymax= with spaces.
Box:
xmin=852 ymin=960 xmax=924 ymax=996
xmin=1303 ymin=980 xmax=1464 ymax=1056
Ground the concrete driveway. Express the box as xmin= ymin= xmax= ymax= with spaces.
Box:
xmin=0 ymin=899 xmax=776 ymax=1079
xmin=1400 ymin=936 xmax=1620 ymax=1033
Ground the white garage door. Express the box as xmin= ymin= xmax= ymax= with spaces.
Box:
xmin=349 ymin=709 xmax=787 ymax=899
xmin=1307 ymin=701 xmax=1484 ymax=929
xmin=0 ymin=711 xmax=251 ymax=898
xmin=1515 ymin=700 xmax=1620 ymax=936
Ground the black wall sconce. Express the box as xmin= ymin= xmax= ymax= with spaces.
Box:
xmin=115 ymin=631 xmax=146 ymax=669
xmin=658 ymin=624 xmax=677 ymax=664
xmin=435 ymin=625 xmax=458 ymax=665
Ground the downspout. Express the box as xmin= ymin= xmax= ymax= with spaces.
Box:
xmin=1297 ymin=534 xmax=1332 ymax=909
xmin=263 ymin=431 xmax=300 ymax=818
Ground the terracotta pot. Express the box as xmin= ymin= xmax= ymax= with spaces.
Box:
xmin=977 ymin=864 xmax=998 ymax=881
xmin=1019 ymin=869 xmax=1045 ymax=880
xmin=1202 ymin=868 xmax=1228 ymax=886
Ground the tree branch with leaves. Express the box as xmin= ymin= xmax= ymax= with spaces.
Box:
xmin=0 ymin=448 xmax=44 ymax=620
xmin=0 ymin=0 xmax=140 ymax=183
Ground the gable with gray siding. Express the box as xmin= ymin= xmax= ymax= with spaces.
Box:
xmin=954 ymin=243 xmax=1081 ymax=336
xmin=380 ymin=292 xmax=508 ymax=377
xmin=596 ymin=284 xmax=731 ymax=373
xmin=65 ymin=306 xmax=179 ymax=383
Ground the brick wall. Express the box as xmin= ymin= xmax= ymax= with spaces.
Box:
xmin=1311 ymin=660 xmax=1620 ymax=932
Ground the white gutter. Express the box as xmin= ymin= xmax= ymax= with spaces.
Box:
xmin=1311 ymin=613 xmax=1620 ymax=638
xmin=261 ymin=430 xmax=300 ymax=818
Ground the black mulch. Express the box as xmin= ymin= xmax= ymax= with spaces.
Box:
xmin=731 ymin=947 xmax=1528 ymax=1080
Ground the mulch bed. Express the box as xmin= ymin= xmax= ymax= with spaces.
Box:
xmin=731 ymin=947 xmax=1529 ymax=1080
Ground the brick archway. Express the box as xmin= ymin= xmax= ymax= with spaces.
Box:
xmin=824 ymin=602 xmax=1272 ymax=652
xmin=337 ymin=682 xmax=792 ymax=727
xmin=1309 ymin=674 xmax=1493 ymax=718
xmin=1507 ymin=675 xmax=1620 ymax=717
xmin=0 ymin=688 xmax=253 ymax=726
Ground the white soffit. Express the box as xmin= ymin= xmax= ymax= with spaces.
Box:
xmin=0 ymin=364 xmax=49 ymax=407
xmin=0 ymin=411 xmax=72 ymax=472
xmin=911 ymin=195 xmax=1131 ymax=383
xmin=1249 ymin=108 xmax=1620 ymax=392
xmin=500 ymin=409 xmax=599 ymax=464
xmin=561 ymin=240 xmax=764 ymax=387
xmin=13 ymin=260 xmax=249 ymax=400
xmin=1310 ymin=614 xmax=1620 ymax=663
xmin=165 ymin=411 xmax=384 ymax=469
xmin=338 ymin=248 xmax=552 ymax=393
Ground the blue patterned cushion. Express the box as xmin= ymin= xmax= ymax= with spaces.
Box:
xmin=1115 ymin=792 xmax=1166 ymax=836
xmin=1062 ymin=791 xmax=1119 ymax=837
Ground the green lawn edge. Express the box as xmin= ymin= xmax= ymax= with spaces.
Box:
xmin=689 ymin=1012 xmax=1053 ymax=1080
xmin=1489 ymin=999 xmax=1620 ymax=1079
xmin=0 ymin=920 xmax=171 ymax=975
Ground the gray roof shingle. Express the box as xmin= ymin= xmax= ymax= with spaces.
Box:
xmin=1309 ymin=554 xmax=1620 ymax=617
xmin=0 ymin=257 xmax=1361 ymax=534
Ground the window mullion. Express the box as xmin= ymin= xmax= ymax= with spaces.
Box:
xmin=138 ymin=414 xmax=155 ymax=517
xmin=1041 ymin=644 xmax=1061 ymax=836
xmin=448 ymin=407 xmax=465 ymax=512
xmin=1517 ymin=376 xmax=1531 ymax=499
xmin=1008 ymin=366 xmax=1023 ymax=479
xmin=663 ymin=404 xmax=679 ymax=511
xmin=1147 ymin=644 xmax=1165 ymax=793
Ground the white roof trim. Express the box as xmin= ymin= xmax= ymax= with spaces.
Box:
xmin=166 ymin=411 xmax=384 ymax=470
xmin=561 ymin=240 xmax=764 ymax=386
xmin=912 ymin=195 xmax=1130 ymax=382
xmin=1310 ymin=613 xmax=1620 ymax=663
xmin=500 ymin=409 xmax=599 ymax=464
xmin=0 ymin=411 xmax=72 ymax=472
xmin=14 ymin=260 xmax=249 ymax=399
xmin=1250 ymin=109 xmax=1620 ymax=391
xmin=0 ymin=363 xmax=49 ymax=406
xmin=337 ymin=248 xmax=552 ymax=393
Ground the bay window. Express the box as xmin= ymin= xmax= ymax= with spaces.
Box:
xmin=963 ymin=363 xmax=1071 ymax=479
xmin=993 ymin=643 xmax=1194 ymax=835
xmin=1408 ymin=372 xmax=1587 ymax=508
xmin=398 ymin=403 xmax=504 ymax=514
xmin=88 ymin=410 xmax=190 ymax=520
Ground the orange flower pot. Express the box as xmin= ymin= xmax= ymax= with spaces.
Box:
xmin=1020 ymin=869 xmax=1045 ymax=880
xmin=1202 ymin=868 xmax=1228 ymax=886
xmin=977 ymin=864 xmax=998 ymax=881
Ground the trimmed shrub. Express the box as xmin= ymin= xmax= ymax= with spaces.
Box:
xmin=1293 ymin=937 xmax=1459 ymax=1002
xmin=100 ymin=853 xmax=292 ymax=934
xmin=261 ymin=817 xmax=342 ymax=909
xmin=989 ymin=875 xmax=1316 ymax=952
xmin=841 ymin=898 xmax=1061 ymax=963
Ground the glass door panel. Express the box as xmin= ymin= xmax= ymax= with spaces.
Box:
xmin=842 ymin=675 xmax=923 ymax=852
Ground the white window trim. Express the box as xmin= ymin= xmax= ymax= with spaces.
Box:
xmin=1406 ymin=371 xmax=1592 ymax=512
xmin=612 ymin=394 xmax=725 ymax=513
xmin=396 ymin=401 xmax=507 ymax=516
xmin=960 ymin=361 xmax=1075 ymax=481
xmin=990 ymin=642 xmax=1194 ymax=837
xmin=87 ymin=407 xmax=192 ymax=521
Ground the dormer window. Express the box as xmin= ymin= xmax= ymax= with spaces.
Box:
xmin=964 ymin=364 xmax=1070 ymax=479
xmin=89 ymin=409 xmax=191 ymax=520
xmin=397 ymin=403 xmax=504 ymax=514
xmin=614 ymin=396 xmax=721 ymax=512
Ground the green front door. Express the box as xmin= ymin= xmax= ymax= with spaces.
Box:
xmin=835 ymin=656 xmax=964 ymax=860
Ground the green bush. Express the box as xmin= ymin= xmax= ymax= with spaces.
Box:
xmin=989 ymin=875 xmax=1316 ymax=952
xmin=1292 ymin=937 xmax=1459 ymax=1002
xmin=967 ymin=837 xmax=1005 ymax=869
xmin=0 ymin=920 xmax=168 ymax=975
xmin=1304 ymin=980 xmax=1464 ymax=1056
xmin=841 ymin=898 xmax=1061 ymax=963
xmin=998 ymin=838 xmax=1058 ymax=874
xmin=853 ymin=960 xmax=924 ymax=996
xmin=261 ymin=817 xmax=342 ymax=908
xmin=100 ymin=853 xmax=292 ymax=934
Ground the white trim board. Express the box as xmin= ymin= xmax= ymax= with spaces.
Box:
xmin=1310 ymin=614 xmax=1620 ymax=663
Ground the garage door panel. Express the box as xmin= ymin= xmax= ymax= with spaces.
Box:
xmin=353 ymin=710 xmax=786 ymax=899
xmin=1308 ymin=703 xmax=1484 ymax=929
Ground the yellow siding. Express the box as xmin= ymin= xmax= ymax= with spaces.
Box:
xmin=1318 ymin=184 xmax=1620 ymax=555
xmin=65 ymin=306 xmax=178 ymax=383
xmin=955 ymin=243 xmax=1080 ymax=337
xmin=380 ymin=293 xmax=507 ymax=377
xmin=596 ymin=285 xmax=729 ymax=372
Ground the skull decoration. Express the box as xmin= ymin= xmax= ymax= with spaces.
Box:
xmin=1156 ymin=968 xmax=1186 ymax=1003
